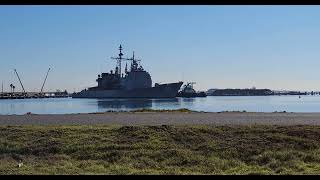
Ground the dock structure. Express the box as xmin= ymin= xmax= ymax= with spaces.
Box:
xmin=0 ymin=67 xmax=69 ymax=100
xmin=0 ymin=91 xmax=69 ymax=100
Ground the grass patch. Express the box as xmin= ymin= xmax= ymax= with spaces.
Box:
xmin=1 ymin=125 xmax=320 ymax=174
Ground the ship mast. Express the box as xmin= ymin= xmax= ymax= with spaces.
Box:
xmin=125 ymin=51 xmax=141 ymax=71
xmin=111 ymin=46 xmax=143 ymax=75
xmin=111 ymin=45 xmax=124 ymax=77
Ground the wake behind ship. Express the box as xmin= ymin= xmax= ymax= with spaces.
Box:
xmin=72 ymin=45 xmax=183 ymax=98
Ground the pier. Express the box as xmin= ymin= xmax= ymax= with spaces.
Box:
xmin=0 ymin=92 xmax=69 ymax=100
xmin=1 ymin=67 xmax=71 ymax=100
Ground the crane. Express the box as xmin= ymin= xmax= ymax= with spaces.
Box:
xmin=14 ymin=69 xmax=26 ymax=94
xmin=40 ymin=68 xmax=51 ymax=94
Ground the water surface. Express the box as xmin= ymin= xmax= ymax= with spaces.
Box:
xmin=0 ymin=96 xmax=320 ymax=115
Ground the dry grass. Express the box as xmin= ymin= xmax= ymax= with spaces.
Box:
xmin=1 ymin=125 xmax=320 ymax=174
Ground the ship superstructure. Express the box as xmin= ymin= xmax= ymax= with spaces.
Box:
xmin=72 ymin=45 xmax=183 ymax=98
xmin=177 ymin=82 xmax=207 ymax=97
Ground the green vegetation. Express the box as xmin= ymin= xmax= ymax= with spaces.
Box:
xmin=1 ymin=125 xmax=320 ymax=175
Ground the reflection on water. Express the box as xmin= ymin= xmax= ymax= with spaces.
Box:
xmin=152 ymin=98 xmax=181 ymax=109
xmin=2 ymin=96 xmax=320 ymax=115
xmin=96 ymin=99 xmax=153 ymax=110
xmin=95 ymin=98 xmax=180 ymax=110
xmin=181 ymin=97 xmax=196 ymax=103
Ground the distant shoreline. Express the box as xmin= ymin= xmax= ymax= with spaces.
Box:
xmin=206 ymin=88 xmax=314 ymax=96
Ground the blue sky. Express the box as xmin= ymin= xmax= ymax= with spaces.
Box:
xmin=1 ymin=5 xmax=320 ymax=92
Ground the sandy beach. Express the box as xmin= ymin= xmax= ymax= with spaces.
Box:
xmin=1 ymin=112 xmax=320 ymax=126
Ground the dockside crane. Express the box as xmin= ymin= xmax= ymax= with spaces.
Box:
xmin=40 ymin=68 xmax=51 ymax=94
xmin=14 ymin=69 xmax=26 ymax=94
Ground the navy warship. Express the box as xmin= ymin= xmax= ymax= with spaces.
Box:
xmin=72 ymin=45 xmax=183 ymax=98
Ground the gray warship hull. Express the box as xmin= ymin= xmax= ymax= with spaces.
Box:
xmin=72 ymin=82 xmax=183 ymax=98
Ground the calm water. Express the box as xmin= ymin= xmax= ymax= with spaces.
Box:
xmin=1 ymin=96 xmax=320 ymax=115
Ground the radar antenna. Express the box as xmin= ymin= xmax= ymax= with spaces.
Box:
xmin=111 ymin=46 xmax=143 ymax=74
xmin=111 ymin=45 xmax=124 ymax=77
xmin=124 ymin=51 xmax=142 ymax=71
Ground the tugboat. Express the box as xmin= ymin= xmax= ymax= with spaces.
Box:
xmin=177 ymin=82 xmax=207 ymax=98
xmin=72 ymin=45 xmax=183 ymax=98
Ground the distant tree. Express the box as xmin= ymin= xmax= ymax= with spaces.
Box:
xmin=10 ymin=84 xmax=13 ymax=93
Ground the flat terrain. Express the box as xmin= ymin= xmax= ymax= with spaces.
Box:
xmin=2 ymin=110 xmax=320 ymax=174
xmin=1 ymin=111 xmax=320 ymax=126
xmin=1 ymin=125 xmax=320 ymax=175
